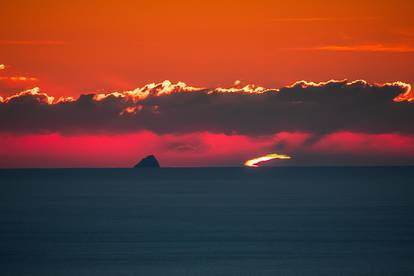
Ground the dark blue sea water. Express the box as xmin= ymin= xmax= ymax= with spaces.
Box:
xmin=1 ymin=167 xmax=414 ymax=276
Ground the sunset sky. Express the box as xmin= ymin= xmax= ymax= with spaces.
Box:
xmin=1 ymin=0 xmax=414 ymax=167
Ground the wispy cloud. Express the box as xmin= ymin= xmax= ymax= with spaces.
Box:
xmin=0 ymin=76 xmax=38 ymax=81
xmin=315 ymin=44 xmax=414 ymax=53
xmin=0 ymin=40 xmax=65 ymax=45
xmin=268 ymin=17 xmax=378 ymax=22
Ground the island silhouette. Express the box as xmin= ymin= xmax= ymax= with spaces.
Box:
xmin=134 ymin=155 xmax=160 ymax=168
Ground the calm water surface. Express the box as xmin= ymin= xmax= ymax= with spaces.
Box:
xmin=0 ymin=167 xmax=413 ymax=276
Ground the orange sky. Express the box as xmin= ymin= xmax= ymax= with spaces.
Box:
xmin=1 ymin=0 xmax=414 ymax=167
xmin=1 ymin=0 xmax=414 ymax=97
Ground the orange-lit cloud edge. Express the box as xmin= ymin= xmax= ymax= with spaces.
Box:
xmin=0 ymin=79 xmax=413 ymax=105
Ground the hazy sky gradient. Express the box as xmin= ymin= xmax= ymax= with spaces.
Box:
xmin=1 ymin=0 xmax=414 ymax=96
xmin=1 ymin=0 xmax=413 ymax=167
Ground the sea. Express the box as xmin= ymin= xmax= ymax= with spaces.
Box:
xmin=0 ymin=167 xmax=413 ymax=276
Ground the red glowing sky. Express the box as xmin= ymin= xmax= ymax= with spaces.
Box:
xmin=1 ymin=131 xmax=414 ymax=167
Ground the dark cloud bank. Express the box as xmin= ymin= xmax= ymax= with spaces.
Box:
xmin=0 ymin=80 xmax=413 ymax=135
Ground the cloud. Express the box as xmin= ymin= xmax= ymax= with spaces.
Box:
xmin=0 ymin=80 xmax=413 ymax=135
xmin=0 ymin=64 xmax=39 ymax=95
xmin=163 ymin=137 xmax=209 ymax=153
xmin=288 ymin=131 xmax=414 ymax=166
xmin=268 ymin=17 xmax=378 ymax=23
xmin=0 ymin=76 xmax=38 ymax=81
xmin=0 ymin=40 xmax=65 ymax=45
xmin=314 ymin=44 xmax=414 ymax=53
xmin=309 ymin=132 xmax=414 ymax=155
